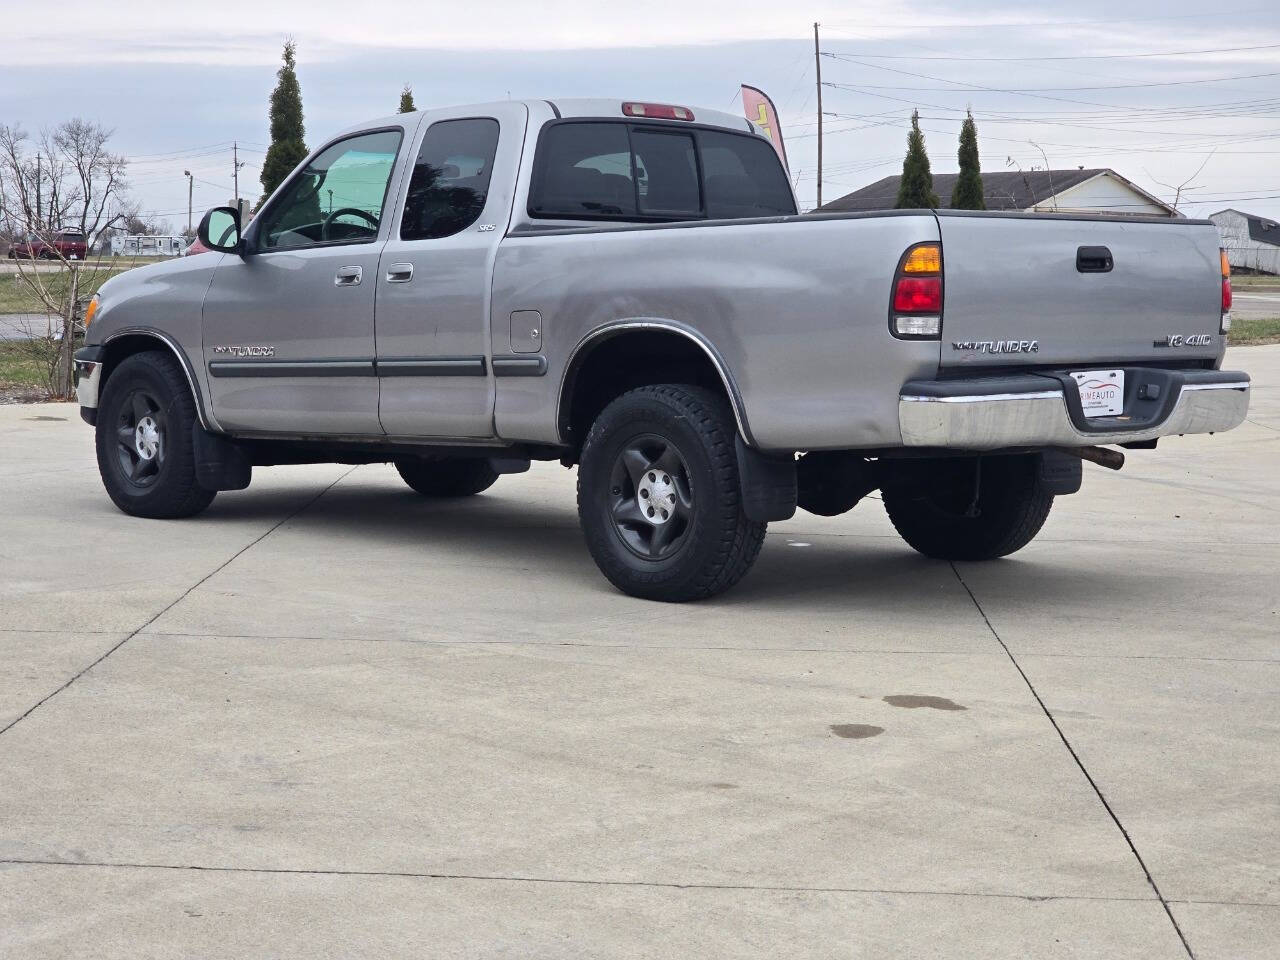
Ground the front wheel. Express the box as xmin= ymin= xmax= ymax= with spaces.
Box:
xmin=95 ymin=351 xmax=216 ymax=519
xmin=881 ymin=454 xmax=1052 ymax=561
xmin=577 ymin=384 xmax=766 ymax=602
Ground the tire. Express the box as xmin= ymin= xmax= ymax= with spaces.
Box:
xmin=95 ymin=351 xmax=216 ymax=519
xmin=577 ymin=384 xmax=766 ymax=602
xmin=882 ymin=454 xmax=1052 ymax=561
xmin=395 ymin=457 xmax=499 ymax=498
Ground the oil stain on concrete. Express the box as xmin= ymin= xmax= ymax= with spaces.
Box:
xmin=829 ymin=723 xmax=885 ymax=739
xmin=883 ymin=694 xmax=967 ymax=711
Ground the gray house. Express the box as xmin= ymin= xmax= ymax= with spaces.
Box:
xmin=820 ymin=168 xmax=1179 ymax=217
xmin=1210 ymin=209 xmax=1280 ymax=275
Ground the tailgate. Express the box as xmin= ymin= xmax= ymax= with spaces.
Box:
xmin=937 ymin=212 xmax=1224 ymax=368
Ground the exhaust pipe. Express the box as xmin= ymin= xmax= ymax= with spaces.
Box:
xmin=1059 ymin=445 xmax=1126 ymax=471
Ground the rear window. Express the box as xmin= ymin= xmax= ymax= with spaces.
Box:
xmin=529 ymin=121 xmax=795 ymax=222
xmin=699 ymin=131 xmax=796 ymax=220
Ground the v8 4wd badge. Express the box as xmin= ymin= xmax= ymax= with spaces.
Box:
xmin=1154 ymin=334 xmax=1215 ymax=348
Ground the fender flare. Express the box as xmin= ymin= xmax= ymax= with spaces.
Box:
xmin=557 ymin=319 xmax=757 ymax=447
xmin=102 ymin=327 xmax=217 ymax=432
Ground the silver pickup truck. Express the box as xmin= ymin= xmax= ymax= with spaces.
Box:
xmin=75 ymin=97 xmax=1250 ymax=601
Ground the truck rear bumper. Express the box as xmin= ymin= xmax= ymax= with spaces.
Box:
xmin=899 ymin=368 xmax=1250 ymax=449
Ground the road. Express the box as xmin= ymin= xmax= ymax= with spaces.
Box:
xmin=1 ymin=347 xmax=1277 ymax=958
xmin=1233 ymin=291 xmax=1280 ymax=324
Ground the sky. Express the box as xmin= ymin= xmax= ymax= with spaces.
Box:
xmin=3 ymin=0 xmax=1278 ymax=226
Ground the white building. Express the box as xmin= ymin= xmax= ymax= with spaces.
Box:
xmin=1210 ymin=209 xmax=1280 ymax=276
xmin=110 ymin=234 xmax=185 ymax=257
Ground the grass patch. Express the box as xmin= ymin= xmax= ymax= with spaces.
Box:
xmin=0 ymin=340 xmax=51 ymax=389
xmin=1229 ymin=315 xmax=1280 ymax=345
xmin=0 ymin=265 xmax=133 ymax=315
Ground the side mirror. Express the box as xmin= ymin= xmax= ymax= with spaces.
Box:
xmin=197 ymin=206 xmax=241 ymax=254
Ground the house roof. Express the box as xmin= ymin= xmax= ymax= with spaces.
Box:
xmin=819 ymin=168 xmax=1173 ymax=215
xmin=1210 ymin=208 xmax=1280 ymax=247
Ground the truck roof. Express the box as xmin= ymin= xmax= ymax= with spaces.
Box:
xmin=348 ymin=98 xmax=760 ymax=139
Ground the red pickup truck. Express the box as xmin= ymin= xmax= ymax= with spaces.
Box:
xmin=8 ymin=230 xmax=88 ymax=260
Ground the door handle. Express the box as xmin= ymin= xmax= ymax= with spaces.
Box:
xmin=334 ymin=265 xmax=363 ymax=286
xmin=385 ymin=262 xmax=414 ymax=283
xmin=1076 ymin=246 xmax=1113 ymax=273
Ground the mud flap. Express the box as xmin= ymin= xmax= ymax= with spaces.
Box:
xmin=193 ymin=424 xmax=252 ymax=491
xmin=1038 ymin=449 xmax=1082 ymax=495
xmin=735 ymin=436 xmax=796 ymax=522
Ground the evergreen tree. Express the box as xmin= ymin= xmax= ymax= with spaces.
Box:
xmin=398 ymin=84 xmax=416 ymax=113
xmin=260 ymin=40 xmax=308 ymax=199
xmin=950 ymin=110 xmax=985 ymax=210
xmin=895 ymin=110 xmax=940 ymax=209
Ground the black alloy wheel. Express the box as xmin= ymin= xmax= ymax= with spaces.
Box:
xmin=607 ymin=433 xmax=695 ymax=561
xmin=112 ymin=387 xmax=168 ymax=489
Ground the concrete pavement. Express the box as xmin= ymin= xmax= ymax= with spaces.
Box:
xmin=1 ymin=348 xmax=1277 ymax=958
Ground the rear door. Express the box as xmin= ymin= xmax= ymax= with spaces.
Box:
xmin=375 ymin=102 xmax=526 ymax=438
xmin=937 ymin=213 xmax=1224 ymax=369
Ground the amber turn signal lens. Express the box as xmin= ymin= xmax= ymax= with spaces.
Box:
xmin=82 ymin=295 xmax=99 ymax=328
xmin=1220 ymin=248 xmax=1230 ymax=278
xmin=902 ymin=243 xmax=941 ymax=274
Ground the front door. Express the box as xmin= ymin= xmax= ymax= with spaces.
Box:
xmin=202 ymin=127 xmax=411 ymax=435
xmin=375 ymin=103 xmax=527 ymax=438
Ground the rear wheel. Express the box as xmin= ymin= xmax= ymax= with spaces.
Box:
xmin=395 ymin=457 xmax=499 ymax=498
xmin=577 ymin=384 xmax=766 ymax=602
xmin=95 ymin=351 xmax=216 ymax=519
xmin=881 ymin=454 xmax=1052 ymax=561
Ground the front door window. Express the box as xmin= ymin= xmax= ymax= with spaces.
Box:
xmin=257 ymin=130 xmax=403 ymax=250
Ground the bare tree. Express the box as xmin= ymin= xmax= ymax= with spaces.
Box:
xmin=0 ymin=119 xmax=129 ymax=397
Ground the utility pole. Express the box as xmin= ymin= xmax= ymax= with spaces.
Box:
xmin=35 ymin=154 xmax=42 ymax=230
xmin=814 ymin=22 xmax=823 ymax=209
xmin=232 ymin=141 xmax=245 ymax=206
xmin=183 ymin=170 xmax=193 ymax=234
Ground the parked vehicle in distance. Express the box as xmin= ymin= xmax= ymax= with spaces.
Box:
xmin=8 ymin=229 xmax=87 ymax=260
xmin=73 ymin=98 xmax=1251 ymax=601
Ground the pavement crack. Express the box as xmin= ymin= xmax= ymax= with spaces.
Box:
xmin=0 ymin=857 xmax=1156 ymax=905
xmin=949 ymin=561 xmax=1198 ymax=960
xmin=0 ymin=468 xmax=357 ymax=739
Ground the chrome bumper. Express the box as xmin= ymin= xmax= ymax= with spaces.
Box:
xmin=74 ymin=358 xmax=102 ymax=409
xmin=900 ymin=374 xmax=1250 ymax=449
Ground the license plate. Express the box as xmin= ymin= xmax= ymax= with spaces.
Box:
xmin=1071 ymin=370 xmax=1125 ymax=418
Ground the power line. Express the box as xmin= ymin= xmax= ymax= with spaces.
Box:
xmin=821 ymin=61 xmax=1280 ymax=94
xmin=821 ymin=8 xmax=1273 ymax=30
xmin=820 ymin=42 xmax=1280 ymax=62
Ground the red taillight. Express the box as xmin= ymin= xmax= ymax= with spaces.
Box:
xmin=622 ymin=102 xmax=695 ymax=121
xmin=894 ymin=276 xmax=942 ymax=313
xmin=890 ymin=242 xmax=943 ymax=339
xmin=1220 ymin=247 xmax=1232 ymax=333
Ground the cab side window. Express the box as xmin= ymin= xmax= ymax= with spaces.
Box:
xmin=400 ymin=118 xmax=500 ymax=240
xmin=258 ymin=129 xmax=403 ymax=250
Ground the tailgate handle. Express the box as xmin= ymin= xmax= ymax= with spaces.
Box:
xmin=1076 ymin=245 xmax=1113 ymax=273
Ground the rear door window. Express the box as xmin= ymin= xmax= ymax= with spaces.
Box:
xmin=400 ymin=118 xmax=500 ymax=240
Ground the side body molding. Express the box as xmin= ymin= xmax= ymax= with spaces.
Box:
xmin=557 ymin=320 xmax=757 ymax=447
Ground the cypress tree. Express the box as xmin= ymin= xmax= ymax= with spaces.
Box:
xmin=398 ymin=84 xmax=416 ymax=113
xmin=950 ymin=110 xmax=985 ymax=210
xmin=260 ymin=40 xmax=308 ymax=199
xmin=895 ymin=110 xmax=940 ymax=209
